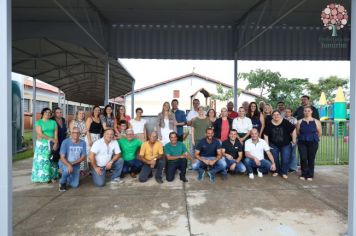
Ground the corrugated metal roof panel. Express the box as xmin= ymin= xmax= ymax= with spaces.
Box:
xmin=115 ymin=24 xmax=350 ymax=60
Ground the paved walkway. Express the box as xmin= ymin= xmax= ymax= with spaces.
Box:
xmin=13 ymin=159 xmax=347 ymax=236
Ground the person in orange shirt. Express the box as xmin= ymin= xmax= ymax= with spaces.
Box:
xmin=138 ymin=131 xmax=165 ymax=184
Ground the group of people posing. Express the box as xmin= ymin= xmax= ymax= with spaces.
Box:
xmin=31 ymin=94 xmax=322 ymax=192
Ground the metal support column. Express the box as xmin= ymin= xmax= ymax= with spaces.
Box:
xmin=32 ymin=78 xmax=37 ymax=148
xmin=63 ymin=94 xmax=66 ymax=119
xmin=0 ymin=0 xmax=12 ymax=234
xmin=104 ymin=57 xmax=110 ymax=105
xmin=348 ymin=0 xmax=356 ymax=234
xmin=66 ymin=100 xmax=69 ymax=127
xmin=233 ymin=52 xmax=238 ymax=111
xmin=58 ymin=89 xmax=61 ymax=107
xmin=131 ymin=80 xmax=135 ymax=118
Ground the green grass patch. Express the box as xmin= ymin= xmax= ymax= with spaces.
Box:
xmin=23 ymin=131 xmax=33 ymax=148
xmin=13 ymin=131 xmax=34 ymax=162
xmin=13 ymin=149 xmax=33 ymax=162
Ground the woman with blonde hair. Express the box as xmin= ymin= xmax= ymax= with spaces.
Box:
xmin=69 ymin=109 xmax=87 ymax=139
xmin=263 ymin=103 xmax=273 ymax=124
xmin=156 ymin=101 xmax=177 ymax=145
xmin=69 ymin=109 xmax=88 ymax=174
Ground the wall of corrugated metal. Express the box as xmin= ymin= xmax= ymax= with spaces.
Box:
xmin=114 ymin=24 xmax=350 ymax=60
xmin=115 ymin=24 xmax=233 ymax=59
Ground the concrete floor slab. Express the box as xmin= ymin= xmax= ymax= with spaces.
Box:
xmin=13 ymin=159 xmax=348 ymax=236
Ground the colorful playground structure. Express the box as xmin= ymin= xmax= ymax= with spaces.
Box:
xmin=318 ymin=86 xmax=349 ymax=121
xmin=318 ymin=87 xmax=349 ymax=145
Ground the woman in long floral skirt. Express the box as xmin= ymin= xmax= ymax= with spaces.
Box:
xmin=31 ymin=107 xmax=59 ymax=183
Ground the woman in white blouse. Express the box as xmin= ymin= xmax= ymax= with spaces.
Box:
xmin=130 ymin=107 xmax=147 ymax=142
xmin=232 ymin=107 xmax=252 ymax=144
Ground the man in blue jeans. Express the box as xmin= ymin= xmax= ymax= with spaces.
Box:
xmin=89 ymin=129 xmax=124 ymax=187
xmin=193 ymin=127 xmax=226 ymax=182
xmin=59 ymin=127 xmax=86 ymax=192
xmin=244 ymin=128 xmax=276 ymax=179
xmin=118 ymin=129 xmax=143 ymax=178
xmin=221 ymin=129 xmax=246 ymax=176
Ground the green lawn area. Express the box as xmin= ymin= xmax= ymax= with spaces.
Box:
xmin=13 ymin=149 xmax=34 ymax=162
xmin=13 ymin=131 xmax=33 ymax=162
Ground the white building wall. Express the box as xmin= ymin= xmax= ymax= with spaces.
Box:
xmin=125 ymin=76 xmax=257 ymax=116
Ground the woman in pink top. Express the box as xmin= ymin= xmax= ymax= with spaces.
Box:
xmin=213 ymin=107 xmax=233 ymax=142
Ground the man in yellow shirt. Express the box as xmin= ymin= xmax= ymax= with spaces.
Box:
xmin=138 ymin=131 xmax=165 ymax=183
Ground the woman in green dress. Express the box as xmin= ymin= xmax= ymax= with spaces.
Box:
xmin=31 ymin=107 xmax=59 ymax=183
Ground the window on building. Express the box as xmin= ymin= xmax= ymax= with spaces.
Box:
xmin=52 ymin=103 xmax=58 ymax=111
xmin=173 ymin=90 xmax=180 ymax=98
xmin=67 ymin=105 xmax=74 ymax=115
xmin=23 ymin=99 xmax=30 ymax=112
xmin=35 ymin=101 xmax=50 ymax=113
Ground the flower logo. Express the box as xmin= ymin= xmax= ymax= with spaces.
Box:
xmin=321 ymin=3 xmax=348 ymax=37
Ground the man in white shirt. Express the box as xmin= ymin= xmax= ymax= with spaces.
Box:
xmin=186 ymin=98 xmax=200 ymax=126
xmin=232 ymin=107 xmax=252 ymax=144
xmin=89 ymin=129 xmax=124 ymax=187
xmin=243 ymin=128 xmax=276 ymax=179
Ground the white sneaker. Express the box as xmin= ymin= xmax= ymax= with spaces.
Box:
xmin=248 ymin=173 xmax=254 ymax=179
xmin=257 ymin=169 xmax=263 ymax=178
xmin=111 ymin=178 xmax=124 ymax=184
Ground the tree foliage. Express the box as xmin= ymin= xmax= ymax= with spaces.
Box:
xmin=211 ymin=84 xmax=240 ymax=102
xmin=240 ymin=69 xmax=348 ymax=110
xmin=307 ymin=76 xmax=348 ymax=103
xmin=270 ymin=78 xmax=310 ymax=109
xmin=240 ymin=69 xmax=281 ymax=98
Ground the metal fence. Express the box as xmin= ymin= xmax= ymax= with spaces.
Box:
xmin=144 ymin=116 xmax=349 ymax=165
xmin=316 ymin=120 xmax=349 ymax=165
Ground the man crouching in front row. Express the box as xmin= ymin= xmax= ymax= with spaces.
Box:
xmin=164 ymin=131 xmax=194 ymax=183
xmin=89 ymin=129 xmax=124 ymax=187
xmin=193 ymin=127 xmax=227 ymax=182
xmin=243 ymin=128 xmax=276 ymax=179
xmin=138 ymin=131 xmax=165 ymax=184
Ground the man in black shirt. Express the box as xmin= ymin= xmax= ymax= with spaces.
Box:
xmin=221 ymin=129 xmax=246 ymax=176
xmin=293 ymin=95 xmax=320 ymax=120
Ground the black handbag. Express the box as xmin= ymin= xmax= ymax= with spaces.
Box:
xmin=49 ymin=141 xmax=60 ymax=162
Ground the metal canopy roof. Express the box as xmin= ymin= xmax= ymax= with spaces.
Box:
xmin=12 ymin=0 xmax=351 ymax=104
xmin=13 ymin=0 xmax=351 ymax=61
xmin=14 ymin=0 xmax=350 ymax=26
xmin=12 ymin=38 xmax=133 ymax=105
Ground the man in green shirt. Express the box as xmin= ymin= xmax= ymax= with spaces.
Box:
xmin=118 ymin=129 xmax=143 ymax=178
xmin=164 ymin=131 xmax=193 ymax=182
